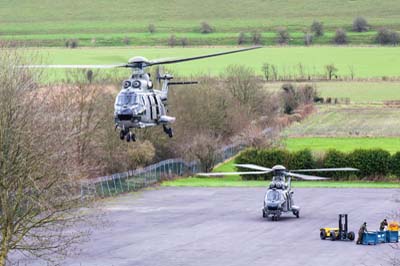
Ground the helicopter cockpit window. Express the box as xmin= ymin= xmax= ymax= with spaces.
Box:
xmin=116 ymin=93 xmax=138 ymax=106
xmin=267 ymin=190 xmax=281 ymax=201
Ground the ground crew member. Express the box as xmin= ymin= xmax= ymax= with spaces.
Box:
xmin=356 ymin=222 xmax=367 ymax=244
xmin=379 ymin=219 xmax=388 ymax=231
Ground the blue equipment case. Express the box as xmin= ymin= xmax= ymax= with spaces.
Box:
xmin=377 ymin=231 xmax=386 ymax=243
xmin=386 ymin=231 xmax=399 ymax=243
xmin=362 ymin=232 xmax=378 ymax=245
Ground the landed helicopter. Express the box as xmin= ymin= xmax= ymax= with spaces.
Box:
xmin=199 ymin=164 xmax=358 ymax=221
xmin=25 ymin=46 xmax=261 ymax=142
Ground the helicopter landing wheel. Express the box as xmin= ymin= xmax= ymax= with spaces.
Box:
xmin=163 ymin=125 xmax=173 ymax=138
xmin=119 ymin=130 xmax=125 ymax=140
xmin=129 ymin=132 xmax=136 ymax=142
xmin=167 ymin=128 xmax=173 ymax=138
xmin=126 ymin=133 xmax=131 ymax=142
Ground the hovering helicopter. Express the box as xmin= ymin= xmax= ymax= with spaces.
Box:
xmin=25 ymin=46 xmax=261 ymax=142
xmin=199 ymin=164 xmax=358 ymax=221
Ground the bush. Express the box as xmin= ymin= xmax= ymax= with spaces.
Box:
xmin=168 ymin=35 xmax=177 ymax=47
xmin=235 ymin=149 xmax=290 ymax=180
xmin=276 ymin=27 xmax=290 ymax=44
xmin=252 ymin=31 xmax=262 ymax=45
xmin=390 ymin=152 xmax=400 ymax=177
xmin=65 ymin=39 xmax=78 ymax=48
xmin=123 ymin=37 xmax=130 ymax=45
xmin=348 ymin=149 xmax=391 ymax=178
xmin=288 ymin=149 xmax=315 ymax=170
xmin=375 ymin=28 xmax=399 ymax=45
xmin=181 ymin=37 xmax=189 ymax=47
xmin=200 ymin=21 xmax=214 ymax=34
xmin=148 ymin=23 xmax=156 ymax=34
xmin=304 ymin=32 xmax=313 ymax=46
xmin=311 ymin=20 xmax=324 ymax=36
xmin=323 ymin=150 xmax=350 ymax=180
xmin=237 ymin=32 xmax=246 ymax=45
xmin=352 ymin=17 xmax=369 ymax=32
xmin=333 ymin=29 xmax=348 ymax=44
xmin=281 ymin=83 xmax=297 ymax=114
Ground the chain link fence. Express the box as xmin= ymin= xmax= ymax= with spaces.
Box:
xmin=80 ymin=143 xmax=246 ymax=198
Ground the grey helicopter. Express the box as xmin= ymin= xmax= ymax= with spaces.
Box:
xmin=199 ymin=164 xmax=358 ymax=221
xmin=25 ymin=46 xmax=261 ymax=142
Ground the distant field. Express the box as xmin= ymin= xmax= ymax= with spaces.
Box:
xmin=285 ymin=137 xmax=400 ymax=153
xmin=28 ymin=47 xmax=400 ymax=82
xmin=285 ymin=106 xmax=400 ymax=137
xmin=265 ymin=81 xmax=400 ymax=103
xmin=1 ymin=0 xmax=400 ymax=46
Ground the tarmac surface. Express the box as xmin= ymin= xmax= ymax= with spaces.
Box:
xmin=64 ymin=187 xmax=399 ymax=266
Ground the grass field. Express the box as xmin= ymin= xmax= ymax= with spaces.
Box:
xmin=28 ymin=46 xmax=400 ymax=82
xmin=285 ymin=106 xmax=400 ymax=137
xmin=1 ymin=0 xmax=400 ymax=46
xmin=285 ymin=137 xmax=400 ymax=153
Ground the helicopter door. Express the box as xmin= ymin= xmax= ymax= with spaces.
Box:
xmin=141 ymin=96 xmax=151 ymax=121
xmin=155 ymin=95 xmax=165 ymax=116
xmin=147 ymin=95 xmax=158 ymax=120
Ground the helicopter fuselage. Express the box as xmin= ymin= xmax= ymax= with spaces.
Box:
xmin=114 ymin=71 xmax=175 ymax=141
xmin=262 ymin=175 xmax=300 ymax=221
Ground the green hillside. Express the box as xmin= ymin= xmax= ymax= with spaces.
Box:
xmin=31 ymin=46 xmax=400 ymax=82
xmin=1 ymin=0 xmax=400 ymax=46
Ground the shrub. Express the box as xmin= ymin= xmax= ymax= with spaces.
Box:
xmin=261 ymin=63 xmax=270 ymax=81
xmin=235 ymin=149 xmax=290 ymax=180
xmin=168 ymin=35 xmax=177 ymax=47
xmin=352 ymin=17 xmax=369 ymax=32
xmin=181 ymin=37 xmax=189 ymax=47
xmin=323 ymin=149 xmax=350 ymax=180
xmin=333 ymin=29 xmax=348 ymax=44
xmin=281 ymin=83 xmax=297 ymax=114
xmin=237 ymin=32 xmax=246 ymax=45
xmin=288 ymin=149 xmax=315 ymax=170
xmin=200 ymin=21 xmax=214 ymax=34
xmin=311 ymin=20 xmax=324 ymax=36
xmin=304 ymin=32 xmax=313 ymax=46
xmin=148 ymin=23 xmax=156 ymax=34
xmin=276 ymin=27 xmax=290 ymax=44
xmin=251 ymin=31 xmax=262 ymax=45
xmin=348 ymin=149 xmax=391 ymax=178
xmin=390 ymin=152 xmax=400 ymax=177
xmin=375 ymin=28 xmax=399 ymax=45
xmin=65 ymin=39 xmax=78 ymax=48
xmin=123 ymin=37 xmax=130 ymax=45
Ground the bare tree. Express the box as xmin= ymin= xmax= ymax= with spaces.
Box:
xmin=0 ymin=49 xmax=89 ymax=266
xmin=261 ymin=62 xmax=270 ymax=81
xmin=325 ymin=64 xmax=338 ymax=80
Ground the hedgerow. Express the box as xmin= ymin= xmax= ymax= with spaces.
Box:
xmin=235 ymin=148 xmax=399 ymax=181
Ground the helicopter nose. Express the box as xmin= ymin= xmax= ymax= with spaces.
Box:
xmin=117 ymin=108 xmax=133 ymax=121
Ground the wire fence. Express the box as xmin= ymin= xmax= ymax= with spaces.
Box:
xmin=80 ymin=143 xmax=246 ymax=198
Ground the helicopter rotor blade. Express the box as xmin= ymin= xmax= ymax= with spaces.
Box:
xmin=291 ymin=167 xmax=359 ymax=172
xmin=197 ymin=171 xmax=269 ymax=177
xmin=234 ymin=164 xmax=273 ymax=172
xmin=148 ymin=46 xmax=262 ymax=66
xmin=286 ymin=172 xmax=330 ymax=181
xmin=20 ymin=64 xmax=126 ymax=69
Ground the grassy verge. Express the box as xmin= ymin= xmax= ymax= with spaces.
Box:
xmin=162 ymin=176 xmax=400 ymax=188
xmin=162 ymin=159 xmax=400 ymax=188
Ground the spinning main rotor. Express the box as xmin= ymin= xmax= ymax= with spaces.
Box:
xmin=24 ymin=46 xmax=262 ymax=71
